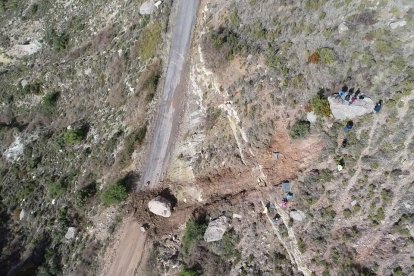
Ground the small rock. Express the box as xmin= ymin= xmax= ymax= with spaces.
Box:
xmin=19 ymin=209 xmax=25 ymax=221
xmin=338 ymin=22 xmax=349 ymax=34
xmin=272 ymin=152 xmax=283 ymax=160
xmin=148 ymin=196 xmax=172 ymax=217
xmin=140 ymin=0 xmax=156 ymax=15
xmin=351 ymin=200 xmax=357 ymax=206
xmin=306 ymin=111 xmax=317 ymax=123
xmin=289 ymin=210 xmax=306 ymax=222
xmin=204 ymin=216 xmax=228 ymax=242
xmin=390 ymin=20 xmax=406 ymax=29
xmin=20 ymin=79 xmax=28 ymax=89
xmin=140 ymin=223 xmax=150 ymax=232
xmin=232 ymin=213 xmax=242 ymax=219
xmin=65 ymin=227 xmax=77 ymax=240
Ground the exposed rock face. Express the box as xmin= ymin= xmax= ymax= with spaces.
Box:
xmin=140 ymin=0 xmax=156 ymax=15
xmin=65 ymin=227 xmax=77 ymax=240
xmin=203 ymin=216 xmax=228 ymax=242
xmin=328 ymin=96 xmax=375 ymax=120
xmin=148 ymin=196 xmax=172 ymax=217
xmin=290 ymin=210 xmax=306 ymax=222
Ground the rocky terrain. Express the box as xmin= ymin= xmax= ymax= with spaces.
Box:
xmin=1 ymin=0 xmax=414 ymax=275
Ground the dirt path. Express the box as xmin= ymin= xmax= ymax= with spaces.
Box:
xmin=102 ymin=216 xmax=148 ymax=276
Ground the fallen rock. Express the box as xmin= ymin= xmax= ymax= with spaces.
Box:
xmin=306 ymin=111 xmax=317 ymax=123
xmin=390 ymin=20 xmax=406 ymax=29
xmin=204 ymin=216 xmax=228 ymax=242
xmin=19 ymin=209 xmax=25 ymax=221
xmin=7 ymin=41 xmax=42 ymax=58
xmin=328 ymin=96 xmax=375 ymax=120
xmin=289 ymin=210 xmax=306 ymax=222
xmin=140 ymin=0 xmax=156 ymax=15
xmin=65 ymin=227 xmax=77 ymax=240
xmin=338 ymin=22 xmax=349 ymax=34
xmin=148 ymin=196 xmax=172 ymax=217
xmin=232 ymin=213 xmax=242 ymax=219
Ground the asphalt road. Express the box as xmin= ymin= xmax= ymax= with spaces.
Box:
xmin=140 ymin=0 xmax=200 ymax=190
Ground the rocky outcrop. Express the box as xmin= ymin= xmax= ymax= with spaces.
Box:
xmin=148 ymin=196 xmax=172 ymax=217
xmin=328 ymin=96 xmax=375 ymax=120
xmin=140 ymin=0 xmax=156 ymax=15
xmin=203 ymin=216 xmax=228 ymax=242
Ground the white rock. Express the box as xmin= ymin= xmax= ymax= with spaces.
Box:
xmin=19 ymin=209 xmax=25 ymax=220
xmin=6 ymin=41 xmax=42 ymax=58
xmin=289 ymin=210 xmax=306 ymax=222
xmin=154 ymin=1 xmax=162 ymax=8
xmin=140 ymin=0 xmax=156 ymax=15
xmin=3 ymin=136 xmax=24 ymax=162
xmin=306 ymin=111 xmax=317 ymax=123
xmin=351 ymin=200 xmax=357 ymax=206
xmin=232 ymin=213 xmax=242 ymax=219
xmin=390 ymin=20 xmax=406 ymax=29
xmin=204 ymin=216 xmax=228 ymax=242
xmin=328 ymin=96 xmax=375 ymax=120
xmin=148 ymin=196 xmax=172 ymax=217
xmin=65 ymin=227 xmax=77 ymax=239
xmin=338 ymin=22 xmax=349 ymax=34
xmin=20 ymin=79 xmax=28 ymax=89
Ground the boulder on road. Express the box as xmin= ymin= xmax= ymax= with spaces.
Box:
xmin=148 ymin=196 xmax=172 ymax=217
xmin=203 ymin=216 xmax=228 ymax=242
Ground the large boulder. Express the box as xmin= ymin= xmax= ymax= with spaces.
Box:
xmin=65 ymin=227 xmax=77 ymax=240
xmin=203 ymin=216 xmax=228 ymax=242
xmin=148 ymin=196 xmax=172 ymax=217
xmin=290 ymin=210 xmax=306 ymax=222
xmin=328 ymin=96 xmax=375 ymax=120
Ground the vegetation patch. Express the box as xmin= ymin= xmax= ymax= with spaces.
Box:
xmin=310 ymin=90 xmax=331 ymax=117
xmin=181 ymin=219 xmax=207 ymax=255
xmin=42 ymin=91 xmax=60 ymax=111
xmin=290 ymin=120 xmax=310 ymax=139
xmin=64 ymin=126 xmax=88 ymax=145
xmin=316 ymin=48 xmax=336 ymax=65
xmin=308 ymin=52 xmax=321 ymax=64
xmin=101 ymin=179 xmax=129 ymax=206
xmin=137 ymin=22 xmax=162 ymax=61
xmin=44 ymin=28 xmax=69 ymax=52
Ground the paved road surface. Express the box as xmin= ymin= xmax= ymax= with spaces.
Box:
xmin=141 ymin=0 xmax=200 ymax=190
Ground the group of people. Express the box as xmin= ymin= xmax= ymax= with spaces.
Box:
xmin=337 ymin=85 xmax=365 ymax=105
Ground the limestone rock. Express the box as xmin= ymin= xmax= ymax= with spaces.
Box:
xmin=390 ymin=20 xmax=406 ymax=29
xmin=148 ymin=196 xmax=172 ymax=217
xmin=328 ymin=96 xmax=375 ymax=120
xmin=289 ymin=210 xmax=306 ymax=222
xmin=140 ymin=0 xmax=156 ymax=15
xmin=306 ymin=111 xmax=317 ymax=123
xmin=19 ymin=209 xmax=25 ymax=221
xmin=65 ymin=227 xmax=77 ymax=239
xmin=338 ymin=22 xmax=349 ymax=34
xmin=203 ymin=216 xmax=228 ymax=242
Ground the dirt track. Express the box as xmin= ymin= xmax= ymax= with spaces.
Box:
xmin=102 ymin=216 xmax=148 ymax=276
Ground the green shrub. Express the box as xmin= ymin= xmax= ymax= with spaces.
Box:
xmin=310 ymin=90 xmax=331 ymax=117
xmin=47 ymin=181 xmax=67 ymax=198
xmin=210 ymin=28 xmax=242 ymax=60
xmin=119 ymin=125 xmax=147 ymax=165
xmin=290 ymin=120 xmax=310 ymax=139
xmin=265 ymin=49 xmax=289 ymax=76
xmin=316 ymin=48 xmax=336 ymax=65
xmin=64 ymin=127 xmax=87 ymax=145
xmin=75 ymin=182 xmax=97 ymax=207
xmin=343 ymin=208 xmax=352 ymax=218
xmin=101 ymin=180 xmax=129 ymax=206
xmin=138 ymin=22 xmax=162 ymax=61
xmin=180 ymin=268 xmax=198 ymax=276
xmin=181 ymin=219 xmax=207 ymax=255
xmin=42 ymin=91 xmax=59 ymax=111
xmin=45 ymin=28 xmax=69 ymax=52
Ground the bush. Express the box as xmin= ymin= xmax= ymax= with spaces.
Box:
xmin=75 ymin=182 xmax=97 ymax=207
xmin=45 ymin=28 xmax=69 ymax=52
xmin=138 ymin=23 xmax=162 ymax=61
xmin=180 ymin=268 xmax=198 ymax=276
xmin=47 ymin=181 xmax=67 ymax=198
xmin=42 ymin=91 xmax=59 ymax=111
xmin=316 ymin=48 xmax=335 ymax=64
xmin=101 ymin=180 xmax=129 ymax=206
xmin=310 ymin=90 xmax=331 ymax=117
xmin=290 ymin=120 xmax=310 ymax=139
xmin=64 ymin=126 xmax=88 ymax=145
xmin=181 ymin=219 xmax=207 ymax=255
